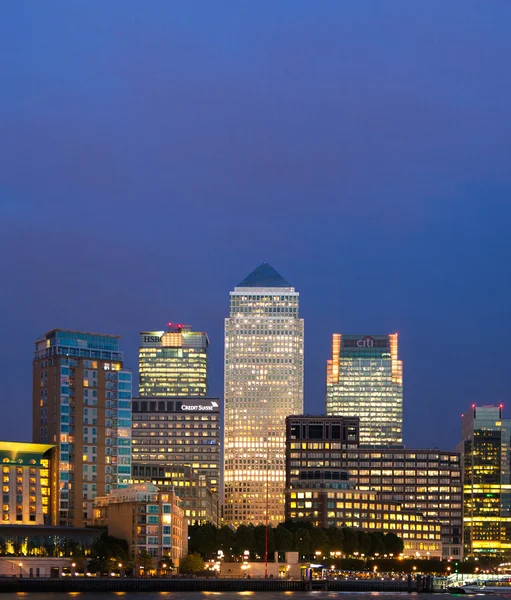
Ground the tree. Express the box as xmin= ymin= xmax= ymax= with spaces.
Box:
xmin=235 ymin=524 xmax=255 ymax=556
xmin=188 ymin=524 xmax=217 ymax=559
xmin=217 ymin=525 xmax=236 ymax=560
xmin=340 ymin=528 xmax=358 ymax=556
xmin=180 ymin=553 xmax=205 ymax=574
xmin=88 ymin=532 xmax=129 ymax=574
xmin=383 ymin=532 xmax=404 ymax=555
xmin=274 ymin=525 xmax=293 ymax=553
xmin=138 ymin=549 xmax=153 ymax=575
xmin=292 ymin=528 xmax=311 ymax=559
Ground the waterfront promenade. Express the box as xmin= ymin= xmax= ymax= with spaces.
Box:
xmin=0 ymin=575 xmax=439 ymax=594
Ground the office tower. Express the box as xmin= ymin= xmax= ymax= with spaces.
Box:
xmin=33 ymin=329 xmax=132 ymax=527
xmin=94 ymin=483 xmax=187 ymax=566
xmin=0 ymin=441 xmax=54 ymax=525
xmin=285 ymin=416 xmax=460 ymax=559
xmin=139 ymin=324 xmax=209 ymax=397
xmin=224 ymin=262 xmax=304 ymax=527
xmin=458 ymin=404 xmax=511 ymax=558
xmin=326 ymin=334 xmax=403 ymax=445
xmin=131 ymin=397 xmax=221 ymax=525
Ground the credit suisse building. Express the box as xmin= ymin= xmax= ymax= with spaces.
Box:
xmin=131 ymin=397 xmax=221 ymax=513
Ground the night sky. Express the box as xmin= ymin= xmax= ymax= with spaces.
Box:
xmin=1 ymin=2 xmax=510 ymax=450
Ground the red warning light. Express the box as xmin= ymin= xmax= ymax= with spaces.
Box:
xmin=167 ymin=322 xmax=173 ymax=327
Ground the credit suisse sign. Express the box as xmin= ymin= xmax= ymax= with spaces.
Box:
xmin=180 ymin=400 xmax=219 ymax=412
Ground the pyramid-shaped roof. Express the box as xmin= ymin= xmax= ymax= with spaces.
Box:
xmin=237 ymin=262 xmax=291 ymax=288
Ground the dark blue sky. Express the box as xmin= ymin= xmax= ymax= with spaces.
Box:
xmin=1 ymin=2 xmax=510 ymax=450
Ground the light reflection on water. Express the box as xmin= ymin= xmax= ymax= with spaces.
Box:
xmin=7 ymin=593 xmax=508 ymax=600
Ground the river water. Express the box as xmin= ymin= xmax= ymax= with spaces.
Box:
xmin=0 ymin=593 xmax=502 ymax=599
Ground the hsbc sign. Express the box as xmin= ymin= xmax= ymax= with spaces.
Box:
xmin=140 ymin=331 xmax=164 ymax=347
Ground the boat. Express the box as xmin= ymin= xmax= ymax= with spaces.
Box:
xmin=448 ymin=578 xmax=511 ymax=594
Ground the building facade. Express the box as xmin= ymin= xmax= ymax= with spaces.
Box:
xmin=33 ymin=329 xmax=132 ymax=527
xmin=131 ymin=397 xmax=221 ymax=525
xmin=131 ymin=464 xmax=220 ymax=527
xmin=458 ymin=405 xmax=511 ymax=558
xmin=326 ymin=334 xmax=403 ymax=445
xmin=0 ymin=442 xmax=54 ymax=526
xmin=93 ymin=483 xmax=187 ymax=566
xmin=224 ymin=262 xmax=304 ymax=526
xmin=286 ymin=487 xmax=443 ymax=558
xmin=139 ymin=325 xmax=209 ymax=397
xmin=286 ymin=416 xmax=463 ymax=559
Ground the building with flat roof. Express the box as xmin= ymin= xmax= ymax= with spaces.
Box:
xmin=224 ymin=263 xmax=304 ymax=526
xmin=286 ymin=415 xmax=462 ymax=559
xmin=458 ymin=404 xmax=511 ymax=558
xmin=33 ymin=329 xmax=132 ymax=527
xmin=93 ymin=483 xmax=187 ymax=566
xmin=139 ymin=324 xmax=209 ymax=397
xmin=0 ymin=442 xmax=54 ymax=526
xmin=131 ymin=397 xmax=220 ymax=495
xmin=286 ymin=486 xmax=443 ymax=558
xmin=326 ymin=334 xmax=403 ymax=445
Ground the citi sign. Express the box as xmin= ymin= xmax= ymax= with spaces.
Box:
xmin=356 ymin=336 xmax=375 ymax=348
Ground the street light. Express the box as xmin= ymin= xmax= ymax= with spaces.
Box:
xmin=18 ymin=563 xmax=23 ymax=578
xmin=72 ymin=562 xmax=76 ymax=577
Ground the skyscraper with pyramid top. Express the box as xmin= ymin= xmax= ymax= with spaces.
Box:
xmin=224 ymin=262 xmax=304 ymax=526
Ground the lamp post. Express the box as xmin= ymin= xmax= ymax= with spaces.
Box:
xmin=72 ymin=562 xmax=76 ymax=577
xmin=18 ymin=562 xmax=23 ymax=578
xmin=118 ymin=563 xmax=123 ymax=578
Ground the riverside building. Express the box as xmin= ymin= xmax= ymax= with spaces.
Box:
xmin=325 ymin=333 xmax=403 ymax=445
xmin=0 ymin=441 xmax=54 ymax=525
xmin=33 ymin=329 xmax=132 ymax=527
xmin=286 ymin=415 xmax=463 ymax=559
xmin=458 ymin=405 xmax=511 ymax=558
xmin=93 ymin=483 xmax=187 ymax=566
xmin=224 ymin=262 xmax=304 ymax=526
xmin=138 ymin=325 xmax=209 ymax=397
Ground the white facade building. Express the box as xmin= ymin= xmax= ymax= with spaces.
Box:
xmin=224 ymin=263 xmax=304 ymax=526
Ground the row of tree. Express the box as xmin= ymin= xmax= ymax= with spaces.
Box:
xmin=188 ymin=521 xmax=404 ymax=561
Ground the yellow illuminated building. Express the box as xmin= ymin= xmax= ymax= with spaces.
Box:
xmin=287 ymin=488 xmax=443 ymax=558
xmin=326 ymin=334 xmax=403 ymax=445
xmin=459 ymin=405 xmax=511 ymax=557
xmin=224 ymin=262 xmax=304 ymax=527
xmin=0 ymin=441 xmax=54 ymax=525
xmin=139 ymin=325 xmax=209 ymax=397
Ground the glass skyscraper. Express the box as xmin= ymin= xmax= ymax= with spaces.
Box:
xmin=325 ymin=334 xmax=403 ymax=445
xmin=33 ymin=329 xmax=132 ymax=527
xmin=139 ymin=324 xmax=209 ymax=397
xmin=458 ymin=405 xmax=511 ymax=557
xmin=224 ymin=262 xmax=304 ymax=527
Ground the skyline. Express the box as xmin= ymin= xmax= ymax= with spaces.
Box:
xmin=1 ymin=2 xmax=511 ymax=451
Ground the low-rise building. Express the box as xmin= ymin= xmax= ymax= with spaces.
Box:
xmin=286 ymin=416 xmax=461 ymax=559
xmin=93 ymin=483 xmax=187 ymax=566
xmin=0 ymin=442 xmax=55 ymax=526
xmin=286 ymin=486 xmax=442 ymax=558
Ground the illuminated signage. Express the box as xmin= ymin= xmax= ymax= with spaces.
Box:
xmin=357 ymin=336 xmax=375 ymax=348
xmin=139 ymin=331 xmax=164 ymax=346
xmin=180 ymin=401 xmax=219 ymax=412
